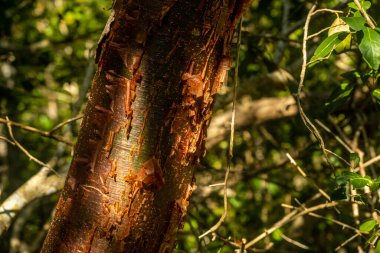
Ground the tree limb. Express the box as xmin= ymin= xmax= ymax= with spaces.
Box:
xmin=207 ymin=95 xmax=298 ymax=148
xmin=0 ymin=167 xmax=65 ymax=234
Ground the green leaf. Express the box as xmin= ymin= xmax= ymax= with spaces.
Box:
xmin=350 ymin=153 xmax=360 ymax=167
xmin=376 ymin=239 xmax=380 ymax=253
xmin=310 ymin=33 xmax=343 ymax=65
xmin=335 ymin=33 xmax=352 ymax=53
xmin=372 ymin=176 xmax=380 ymax=191
xmin=354 ymin=194 xmax=369 ymax=205
xmin=359 ymin=219 xmax=377 ymax=232
xmin=272 ymin=229 xmax=283 ymax=241
xmin=341 ymin=17 xmax=367 ymax=31
xmin=351 ymin=176 xmax=372 ymax=189
xmin=353 ymin=10 xmax=363 ymax=17
xmin=348 ymin=1 xmax=371 ymax=11
xmin=343 ymin=171 xmax=361 ymax=179
xmin=335 ymin=171 xmax=359 ymax=186
xmin=372 ymin=89 xmax=380 ymax=105
xmin=358 ymin=28 xmax=380 ymax=70
xmin=331 ymin=186 xmax=348 ymax=200
xmin=370 ymin=182 xmax=380 ymax=192
xmin=373 ymin=176 xmax=380 ymax=184
xmin=338 ymin=171 xmax=372 ymax=189
xmin=341 ymin=71 xmax=361 ymax=80
xmin=328 ymin=18 xmax=350 ymax=36
xmin=325 ymin=82 xmax=355 ymax=110
xmin=335 ymin=175 xmax=350 ymax=186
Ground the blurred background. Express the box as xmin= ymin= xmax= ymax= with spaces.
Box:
xmin=0 ymin=0 xmax=379 ymax=252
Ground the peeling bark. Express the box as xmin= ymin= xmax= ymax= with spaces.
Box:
xmin=41 ymin=0 xmax=251 ymax=252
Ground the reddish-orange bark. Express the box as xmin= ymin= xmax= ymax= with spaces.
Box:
xmin=42 ymin=0 xmax=251 ymax=252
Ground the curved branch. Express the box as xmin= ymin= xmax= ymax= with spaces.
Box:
xmin=0 ymin=167 xmax=65 ymax=235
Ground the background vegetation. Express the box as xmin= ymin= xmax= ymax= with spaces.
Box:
xmin=0 ymin=0 xmax=379 ymax=252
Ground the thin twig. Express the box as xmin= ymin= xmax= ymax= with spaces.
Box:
xmin=307 ymin=212 xmax=361 ymax=234
xmin=239 ymin=238 xmax=247 ymax=253
xmin=307 ymin=26 xmax=332 ymax=40
xmin=286 ymin=153 xmax=306 ymax=177
xmin=0 ymin=117 xmax=73 ymax=145
xmin=0 ymin=136 xmax=15 ymax=146
xmin=282 ymin=202 xmax=356 ymax=232
xmin=281 ymin=233 xmax=311 ymax=250
xmin=5 ymin=116 xmax=53 ymax=172
xmin=208 ymin=183 xmax=225 ymax=187
xmin=286 ymin=153 xmax=331 ymax=201
xmin=296 ymin=4 xmax=335 ymax=175
xmin=312 ymin=9 xmax=343 ymax=15
xmin=283 ymin=1 xmax=349 ymax=36
xmin=352 ymin=0 xmax=376 ymax=29
xmin=315 ymin=119 xmax=353 ymax=153
xmin=307 ymin=20 xmax=349 ymax=41
xmin=334 ymin=232 xmax=361 ymax=251
xmin=363 ymin=155 xmax=380 ymax=168
xmin=199 ymin=18 xmax=243 ymax=239
xmin=325 ymin=149 xmax=351 ymax=167
xmin=49 ymin=115 xmax=83 ymax=134
xmin=245 ymin=201 xmax=338 ymax=249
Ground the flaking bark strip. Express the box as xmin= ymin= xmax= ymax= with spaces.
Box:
xmin=41 ymin=1 xmax=251 ymax=252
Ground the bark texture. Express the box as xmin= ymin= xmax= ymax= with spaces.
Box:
xmin=42 ymin=0 xmax=251 ymax=252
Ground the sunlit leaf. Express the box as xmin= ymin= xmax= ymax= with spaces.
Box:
xmin=343 ymin=171 xmax=361 ymax=178
xmin=348 ymin=1 xmax=371 ymax=10
xmin=351 ymin=177 xmax=372 ymax=189
xmin=341 ymin=17 xmax=366 ymax=31
xmin=336 ymin=171 xmax=371 ymax=189
xmin=272 ymin=229 xmax=283 ymax=241
xmin=359 ymin=219 xmax=377 ymax=232
xmin=335 ymin=171 xmax=359 ymax=186
xmin=372 ymin=176 xmax=380 ymax=191
xmin=372 ymin=89 xmax=380 ymax=105
xmin=328 ymin=18 xmax=350 ymax=36
xmin=310 ymin=33 xmax=343 ymax=65
xmin=376 ymin=239 xmax=380 ymax=253
xmin=341 ymin=71 xmax=361 ymax=80
xmin=358 ymin=28 xmax=380 ymax=70
xmin=335 ymin=33 xmax=351 ymax=53
xmin=370 ymin=182 xmax=380 ymax=192
xmin=353 ymin=10 xmax=363 ymax=17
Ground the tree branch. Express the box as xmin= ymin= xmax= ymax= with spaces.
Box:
xmin=0 ymin=167 xmax=65 ymax=235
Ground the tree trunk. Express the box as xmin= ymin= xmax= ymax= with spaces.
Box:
xmin=41 ymin=0 xmax=251 ymax=252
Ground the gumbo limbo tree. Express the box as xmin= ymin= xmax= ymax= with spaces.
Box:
xmin=42 ymin=0 xmax=251 ymax=252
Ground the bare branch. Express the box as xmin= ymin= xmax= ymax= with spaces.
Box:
xmin=0 ymin=167 xmax=65 ymax=234
xmin=245 ymin=201 xmax=338 ymax=249
xmin=297 ymin=4 xmax=335 ymax=175
xmin=5 ymin=117 xmax=52 ymax=170
xmin=199 ymin=17 xmax=243 ymax=239
xmin=281 ymin=233 xmax=311 ymax=250
xmin=352 ymin=0 xmax=376 ymax=29
xmin=48 ymin=115 xmax=83 ymax=134
xmin=0 ymin=117 xmax=73 ymax=146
